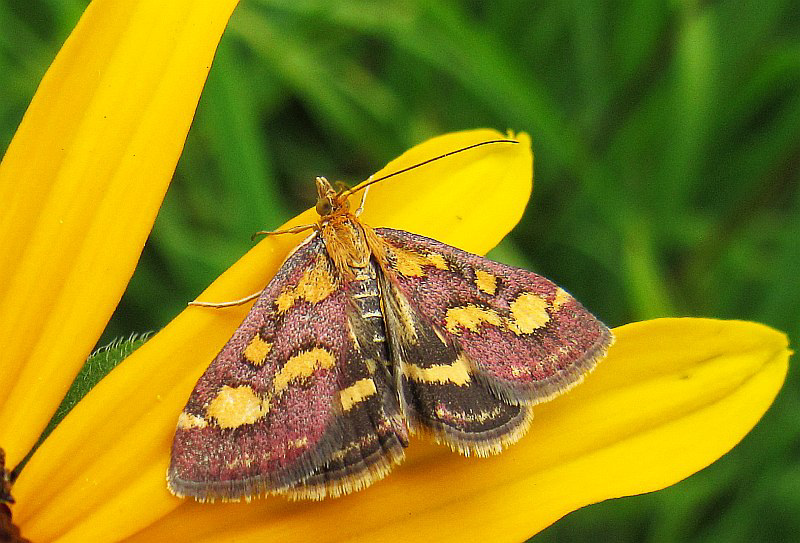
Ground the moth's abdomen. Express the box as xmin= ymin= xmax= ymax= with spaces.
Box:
xmin=349 ymin=261 xmax=388 ymax=350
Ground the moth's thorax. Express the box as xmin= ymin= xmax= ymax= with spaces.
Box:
xmin=319 ymin=213 xmax=374 ymax=278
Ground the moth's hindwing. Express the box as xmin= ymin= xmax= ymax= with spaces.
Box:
xmin=168 ymin=233 xmax=406 ymax=501
xmin=374 ymin=227 xmax=613 ymax=455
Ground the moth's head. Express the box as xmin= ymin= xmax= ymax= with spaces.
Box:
xmin=314 ymin=176 xmax=350 ymax=217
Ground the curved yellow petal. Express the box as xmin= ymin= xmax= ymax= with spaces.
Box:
xmin=358 ymin=129 xmax=532 ymax=255
xmin=12 ymin=130 xmax=533 ymax=541
xmin=123 ymin=319 xmax=788 ymax=543
xmin=0 ymin=0 xmax=240 ymax=465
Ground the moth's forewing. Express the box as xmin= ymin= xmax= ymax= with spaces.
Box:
xmin=168 ymin=234 xmax=406 ymax=501
xmin=375 ymin=228 xmax=612 ymax=452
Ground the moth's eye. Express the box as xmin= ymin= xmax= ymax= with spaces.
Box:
xmin=316 ymin=198 xmax=334 ymax=216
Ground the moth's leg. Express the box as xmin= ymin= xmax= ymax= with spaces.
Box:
xmin=354 ymin=185 xmax=371 ymax=217
xmin=192 ymin=223 xmax=319 ymax=308
xmin=189 ymin=291 xmax=262 ymax=309
xmin=251 ymin=223 xmax=318 ymax=241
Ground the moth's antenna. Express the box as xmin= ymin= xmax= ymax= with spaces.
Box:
xmin=342 ymin=138 xmax=519 ymax=198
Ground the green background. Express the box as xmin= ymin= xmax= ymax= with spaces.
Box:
xmin=2 ymin=1 xmax=798 ymax=541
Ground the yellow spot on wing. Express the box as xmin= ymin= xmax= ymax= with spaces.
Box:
xmin=445 ymin=305 xmax=502 ymax=334
xmin=508 ymin=292 xmax=550 ymax=334
xmin=226 ymin=456 xmax=256 ymax=470
xmin=393 ymin=249 xmax=426 ymax=276
xmin=276 ymin=290 xmax=295 ymax=313
xmin=406 ymin=354 xmax=472 ymax=386
xmin=301 ymin=260 xmax=337 ymax=302
xmin=426 ymin=252 xmax=448 ymax=270
xmin=176 ymin=412 xmax=208 ymax=429
xmin=273 ymin=347 xmax=336 ymax=393
xmin=206 ymin=385 xmax=270 ymax=429
xmin=339 ymin=378 xmax=378 ymax=411
xmin=243 ymin=333 xmax=272 ymax=366
xmin=511 ymin=365 xmax=530 ymax=378
xmin=276 ymin=256 xmax=337 ymax=312
xmin=392 ymin=247 xmax=448 ymax=277
xmin=475 ymin=269 xmax=497 ymax=295
xmin=290 ymin=437 xmax=309 ymax=449
xmin=552 ymin=287 xmax=572 ymax=310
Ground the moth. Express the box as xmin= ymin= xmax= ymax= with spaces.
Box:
xmin=168 ymin=139 xmax=612 ymax=501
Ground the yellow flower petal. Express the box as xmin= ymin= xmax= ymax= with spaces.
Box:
xmin=124 ymin=319 xmax=788 ymax=542
xmin=12 ymin=130 xmax=533 ymax=541
xmin=358 ymin=129 xmax=532 ymax=255
xmin=0 ymin=0 xmax=240 ymax=465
